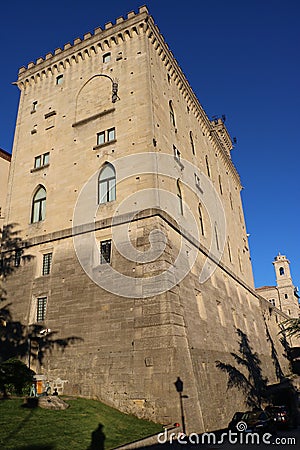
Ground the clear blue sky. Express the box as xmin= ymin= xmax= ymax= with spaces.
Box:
xmin=0 ymin=0 xmax=299 ymax=289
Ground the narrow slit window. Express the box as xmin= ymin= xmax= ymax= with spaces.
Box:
xmin=198 ymin=204 xmax=204 ymax=236
xmin=190 ymin=131 xmax=195 ymax=155
xmin=205 ymin=155 xmax=211 ymax=178
xmin=219 ymin=175 xmax=223 ymax=195
xmin=227 ymin=239 xmax=232 ymax=263
xmin=56 ymin=74 xmax=63 ymax=85
xmin=177 ymin=179 xmax=183 ymax=216
xmin=214 ymin=223 xmax=220 ymax=251
xmin=169 ymin=100 xmax=176 ymax=127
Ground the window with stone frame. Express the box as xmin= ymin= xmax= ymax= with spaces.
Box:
xmin=98 ymin=163 xmax=116 ymax=204
xmin=100 ymin=240 xmax=112 ymax=264
xmin=37 ymin=297 xmax=47 ymax=322
xmin=42 ymin=253 xmax=52 ymax=276
xmin=31 ymin=186 xmax=46 ymax=223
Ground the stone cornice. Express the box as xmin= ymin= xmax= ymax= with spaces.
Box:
xmin=0 ymin=148 xmax=12 ymax=162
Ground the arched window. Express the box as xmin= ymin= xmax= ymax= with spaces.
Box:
xmin=177 ymin=179 xmax=183 ymax=215
xmin=198 ymin=203 xmax=204 ymax=236
xmin=279 ymin=267 xmax=284 ymax=276
xmin=190 ymin=131 xmax=195 ymax=155
xmin=98 ymin=163 xmax=116 ymax=204
xmin=31 ymin=186 xmax=46 ymax=223
xmin=169 ymin=100 xmax=176 ymax=127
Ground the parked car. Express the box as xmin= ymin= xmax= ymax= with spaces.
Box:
xmin=228 ymin=412 xmax=245 ymax=430
xmin=240 ymin=410 xmax=276 ymax=434
xmin=265 ymin=405 xmax=291 ymax=429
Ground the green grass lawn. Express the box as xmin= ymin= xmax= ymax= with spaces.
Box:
xmin=0 ymin=397 xmax=163 ymax=449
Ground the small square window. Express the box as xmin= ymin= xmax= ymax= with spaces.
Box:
xmin=107 ymin=128 xmax=115 ymax=142
xmin=34 ymin=156 xmax=42 ymax=168
xmin=100 ymin=240 xmax=111 ymax=264
xmin=37 ymin=297 xmax=47 ymax=322
xmin=97 ymin=132 xmax=105 ymax=146
xmin=56 ymin=75 xmax=63 ymax=85
xmin=103 ymin=53 xmax=111 ymax=63
xmin=43 ymin=152 xmax=50 ymax=166
xmin=42 ymin=253 xmax=52 ymax=276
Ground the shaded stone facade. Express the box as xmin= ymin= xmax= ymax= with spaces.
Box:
xmin=3 ymin=6 xmax=294 ymax=432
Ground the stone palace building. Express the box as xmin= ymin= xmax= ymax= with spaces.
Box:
xmin=2 ymin=6 xmax=299 ymax=433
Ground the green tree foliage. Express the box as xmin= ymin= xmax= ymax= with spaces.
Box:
xmin=0 ymin=359 xmax=35 ymax=397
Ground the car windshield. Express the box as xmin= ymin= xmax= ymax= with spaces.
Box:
xmin=243 ymin=412 xmax=265 ymax=421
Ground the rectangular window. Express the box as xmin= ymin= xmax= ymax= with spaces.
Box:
xmin=100 ymin=240 xmax=112 ymax=264
xmin=37 ymin=297 xmax=47 ymax=322
xmin=34 ymin=152 xmax=49 ymax=169
xmin=31 ymin=101 xmax=38 ymax=112
xmin=97 ymin=131 xmax=105 ymax=146
xmin=56 ymin=74 xmax=63 ymax=85
xmin=34 ymin=156 xmax=41 ymax=168
xmin=96 ymin=128 xmax=116 ymax=148
xmin=107 ymin=127 xmax=115 ymax=142
xmin=43 ymin=152 xmax=50 ymax=166
xmin=42 ymin=253 xmax=52 ymax=275
xmin=103 ymin=53 xmax=111 ymax=63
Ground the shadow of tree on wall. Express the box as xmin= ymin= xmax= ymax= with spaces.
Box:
xmin=0 ymin=224 xmax=82 ymax=395
xmin=263 ymin=314 xmax=286 ymax=381
xmin=216 ymin=328 xmax=268 ymax=410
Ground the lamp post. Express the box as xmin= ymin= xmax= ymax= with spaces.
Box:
xmin=174 ymin=377 xmax=188 ymax=435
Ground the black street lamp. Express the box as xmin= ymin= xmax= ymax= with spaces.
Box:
xmin=174 ymin=377 xmax=188 ymax=435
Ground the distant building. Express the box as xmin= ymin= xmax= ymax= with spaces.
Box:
xmin=0 ymin=148 xmax=11 ymax=229
xmin=256 ymin=254 xmax=299 ymax=318
xmin=2 ymin=6 xmax=297 ymax=433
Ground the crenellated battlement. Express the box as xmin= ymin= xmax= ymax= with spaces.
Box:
xmin=17 ymin=5 xmax=149 ymax=80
